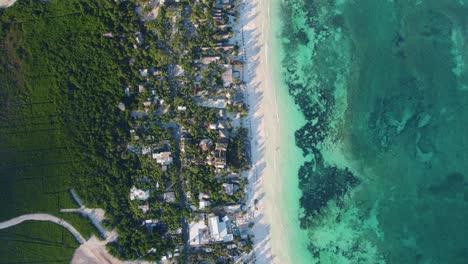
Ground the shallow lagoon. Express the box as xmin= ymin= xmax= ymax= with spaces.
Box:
xmin=274 ymin=0 xmax=468 ymax=263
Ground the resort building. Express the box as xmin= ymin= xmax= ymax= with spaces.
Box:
xmin=130 ymin=186 xmax=150 ymax=201
xmin=208 ymin=215 xmax=233 ymax=243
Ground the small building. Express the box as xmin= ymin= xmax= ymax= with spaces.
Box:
xmin=222 ymin=64 xmax=233 ymax=87
xmin=124 ymin=86 xmax=131 ymax=97
xmin=219 ymin=109 xmax=225 ymax=118
xmin=139 ymin=69 xmax=148 ymax=77
xmin=135 ymin=31 xmax=144 ymax=45
xmin=214 ymin=140 xmax=228 ymax=169
xmin=103 ymin=32 xmax=114 ymax=38
xmin=130 ymin=186 xmax=150 ymax=201
xmin=226 ymin=244 xmax=237 ymax=250
xmin=171 ymin=64 xmax=185 ymax=77
xmin=144 ymin=219 xmax=159 ymax=227
xmin=215 ymin=44 xmax=234 ymax=51
xmin=222 ymin=183 xmax=235 ymax=196
xmin=163 ymin=191 xmax=176 ymax=203
xmin=118 ymin=102 xmax=126 ymax=111
xmin=199 ymin=139 xmax=213 ymax=152
xmin=208 ymin=215 xmax=233 ymax=242
xmin=153 ymin=152 xmax=173 ymax=165
xmin=217 ymin=120 xmax=227 ymax=129
xmin=142 ymin=146 xmax=152 ymax=156
xmin=138 ymin=205 xmax=150 ymax=213
xmin=224 ymin=204 xmax=241 ymax=213
xmin=199 ymin=200 xmax=210 ymax=209
xmin=198 ymin=97 xmax=227 ymax=109
xmin=143 ymin=100 xmax=152 ymax=107
xmin=219 ymin=129 xmax=229 ymax=139
xmin=177 ymin=106 xmax=187 ymax=111
xmin=208 ymin=123 xmax=218 ymax=130
xmin=200 ymin=56 xmax=221 ymax=65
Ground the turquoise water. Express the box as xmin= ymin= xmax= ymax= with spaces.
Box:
xmin=273 ymin=0 xmax=468 ymax=263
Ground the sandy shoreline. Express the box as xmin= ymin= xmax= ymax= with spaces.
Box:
xmin=242 ymin=0 xmax=293 ymax=263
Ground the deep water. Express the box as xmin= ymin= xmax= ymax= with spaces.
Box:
xmin=278 ymin=0 xmax=468 ymax=263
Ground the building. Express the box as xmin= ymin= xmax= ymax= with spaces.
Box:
xmin=138 ymin=205 xmax=150 ymax=213
xmin=130 ymin=186 xmax=150 ymax=201
xmin=124 ymin=86 xmax=131 ymax=97
xmin=118 ymin=102 xmax=126 ymax=111
xmin=200 ymin=56 xmax=221 ymax=65
xmin=224 ymin=204 xmax=241 ymax=213
xmin=135 ymin=31 xmax=144 ymax=45
xmin=217 ymin=120 xmax=227 ymax=129
xmin=208 ymin=215 xmax=233 ymax=242
xmin=139 ymin=69 xmax=148 ymax=77
xmin=189 ymin=215 xmax=210 ymax=246
xmin=222 ymin=183 xmax=235 ymax=196
xmin=199 ymin=139 xmax=213 ymax=151
xmin=208 ymin=123 xmax=218 ymax=130
xmin=222 ymin=64 xmax=233 ymax=87
xmin=199 ymin=200 xmax=210 ymax=209
xmin=142 ymin=146 xmax=152 ymax=156
xmin=219 ymin=129 xmax=229 ymax=139
xmin=163 ymin=191 xmax=176 ymax=203
xmin=197 ymin=97 xmax=227 ymax=109
xmin=153 ymin=152 xmax=173 ymax=165
xmin=171 ymin=64 xmax=185 ymax=77
xmin=214 ymin=139 xmax=228 ymax=169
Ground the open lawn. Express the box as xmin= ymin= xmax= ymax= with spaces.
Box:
xmin=0 ymin=221 xmax=78 ymax=263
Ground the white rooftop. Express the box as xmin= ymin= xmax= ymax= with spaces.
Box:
xmin=208 ymin=216 xmax=230 ymax=242
xmin=130 ymin=186 xmax=150 ymax=201
xmin=199 ymin=200 xmax=210 ymax=209
xmin=152 ymin=152 xmax=173 ymax=165
xmin=189 ymin=218 xmax=209 ymax=246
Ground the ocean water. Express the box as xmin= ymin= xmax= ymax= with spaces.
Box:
xmin=272 ymin=0 xmax=468 ymax=263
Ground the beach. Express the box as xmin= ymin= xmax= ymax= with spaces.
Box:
xmin=242 ymin=0 xmax=311 ymax=263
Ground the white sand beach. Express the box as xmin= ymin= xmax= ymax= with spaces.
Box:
xmin=242 ymin=0 xmax=299 ymax=263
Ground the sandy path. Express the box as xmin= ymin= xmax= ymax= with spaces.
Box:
xmin=0 ymin=213 xmax=86 ymax=244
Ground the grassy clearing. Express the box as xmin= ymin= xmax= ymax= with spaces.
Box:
xmin=0 ymin=221 xmax=78 ymax=263
xmin=59 ymin=213 xmax=102 ymax=240
xmin=0 ymin=0 xmax=136 ymax=261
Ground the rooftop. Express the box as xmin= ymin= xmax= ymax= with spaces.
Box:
xmin=221 ymin=64 xmax=233 ymax=87
xmin=130 ymin=186 xmax=150 ymax=201
xmin=163 ymin=191 xmax=176 ymax=203
xmin=152 ymin=152 xmax=173 ymax=165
